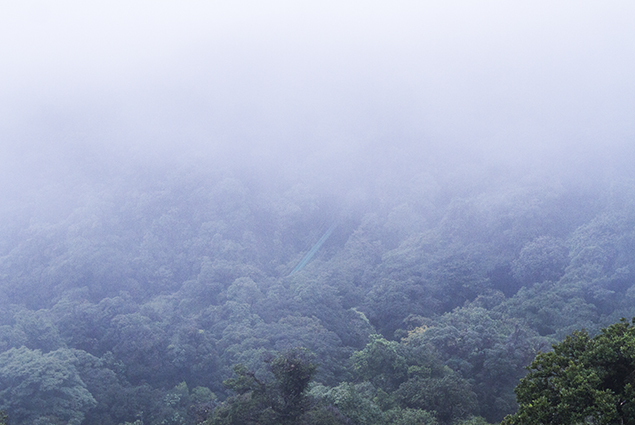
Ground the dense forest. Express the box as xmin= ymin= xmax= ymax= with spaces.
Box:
xmin=1 ymin=154 xmax=635 ymax=424
xmin=2 ymin=1 xmax=634 ymax=424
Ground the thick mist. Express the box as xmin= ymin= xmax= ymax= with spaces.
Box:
xmin=1 ymin=1 xmax=634 ymax=207
xmin=2 ymin=4 xmax=635 ymax=424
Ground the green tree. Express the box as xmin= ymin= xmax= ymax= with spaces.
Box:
xmin=396 ymin=374 xmax=477 ymax=425
xmin=311 ymin=382 xmax=384 ymax=425
xmin=0 ymin=347 xmax=96 ymax=425
xmin=352 ymin=334 xmax=408 ymax=392
xmin=268 ymin=348 xmax=318 ymax=423
xmin=511 ymin=236 xmax=568 ymax=286
xmin=412 ymin=306 xmax=544 ymax=421
xmin=502 ymin=318 xmax=635 ymax=424
xmin=207 ymin=348 xmax=317 ymax=425
xmin=383 ymin=407 xmax=438 ymax=425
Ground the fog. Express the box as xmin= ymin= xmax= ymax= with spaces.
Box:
xmin=3 ymin=4 xmax=635 ymax=423
xmin=1 ymin=1 xmax=633 ymax=198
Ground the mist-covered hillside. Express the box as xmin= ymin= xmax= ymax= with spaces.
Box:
xmin=1 ymin=158 xmax=635 ymax=424
xmin=1 ymin=2 xmax=635 ymax=424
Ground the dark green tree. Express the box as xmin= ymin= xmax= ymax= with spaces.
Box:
xmin=0 ymin=347 xmax=97 ymax=425
xmin=511 ymin=236 xmax=568 ymax=286
xmin=396 ymin=374 xmax=477 ymax=424
xmin=207 ymin=348 xmax=317 ymax=425
xmin=502 ymin=318 xmax=635 ymax=424
xmin=268 ymin=348 xmax=318 ymax=423
xmin=352 ymin=334 xmax=409 ymax=392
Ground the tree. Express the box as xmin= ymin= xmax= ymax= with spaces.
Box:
xmin=502 ymin=318 xmax=635 ymax=424
xmin=396 ymin=374 xmax=477 ymax=424
xmin=0 ymin=347 xmax=97 ymax=425
xmin=351 ymin=334 xmax=409 ymax=392
xmin=511 ymin=236 xmax=568 ymax=286
xmin=207 ymin=348 xmax=317 ymax=425
xmin=412 ymin=306 xmax=544 ymax=421
xmin=268 ymin=348 xmax=318 ymax=423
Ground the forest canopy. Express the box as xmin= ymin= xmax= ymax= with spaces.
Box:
xmin=503 ymin=318 xmax=635 ymax=425
xmin=1 ymin=1 xmax=634 ymax=423
xmin=1 ymin=158 xmax=635 ymax=424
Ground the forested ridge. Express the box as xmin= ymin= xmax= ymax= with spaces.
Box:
xmin=1 ymin=161 xmax=635 ymax=425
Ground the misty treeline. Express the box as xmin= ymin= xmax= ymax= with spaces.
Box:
xmin=1 ymin=158 xmax=635 ymax=425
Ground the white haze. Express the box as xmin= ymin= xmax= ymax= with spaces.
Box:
xmin=0 ymin=1 xmax=634 ymax=201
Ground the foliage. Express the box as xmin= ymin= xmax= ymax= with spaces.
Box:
xmin=312 ymin=382 xmax=384 ymax=425
xmin=0 ymin=164 xmax=634 ymax=423
xmin=396 ymin=374 xmax=477 ymax=424
xmin=502 ymin=318 xmax=635 ymax=424
xmin=352 ymin=334 xmax=408 ymax=391
xmin=0 ymin=347 xmax=96 ymax=425
xmin=206 ymin=348 xmax=317 ymax=425
xmin=409 ymin=306 xmax=545 ymax=421
xmin=511 ymin=236 xmax=569 ymax=285
xmin=383 ymin=407 xmax=438 ymax=425
xmin=345 ymin=333 xmax=479 ymax=424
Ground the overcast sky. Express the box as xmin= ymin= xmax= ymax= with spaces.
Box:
xmin=1 ymin=1 xmax=634 ymax=193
